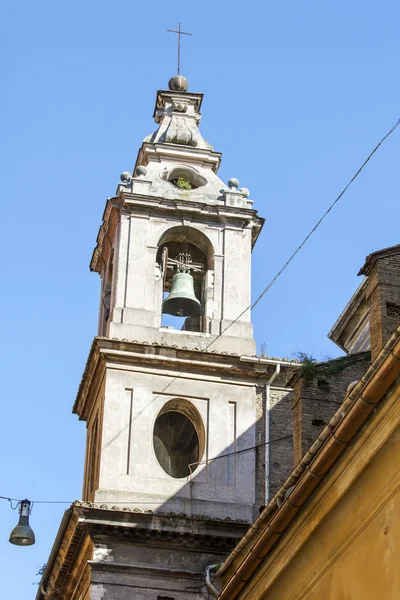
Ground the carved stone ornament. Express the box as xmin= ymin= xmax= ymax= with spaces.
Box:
xmin=172 ymin=100 xmax=188 ymax=113
xmin=163 ymin=115 xmax=199 ymax=146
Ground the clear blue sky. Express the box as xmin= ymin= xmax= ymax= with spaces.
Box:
xmin=2 ymin=0 xmax=399 ymax=596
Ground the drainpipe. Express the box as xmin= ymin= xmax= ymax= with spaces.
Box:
xmin=205 ymin=563 xmax=220 ymax=597
xmin=265 ymin=364 xmax=280 ymax=505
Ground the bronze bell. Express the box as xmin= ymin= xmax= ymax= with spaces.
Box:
xmin=163 ymin=272 xmax=202 ymax=317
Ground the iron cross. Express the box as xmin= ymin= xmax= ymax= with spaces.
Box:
xmin=167 ymin=23 xmax=192 ymax=75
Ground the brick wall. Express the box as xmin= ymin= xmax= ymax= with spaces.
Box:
xmin=255 ymin=387 xmax=266 ymax=510
xmin=269 ymin=388 xmax=293 ymax=498
xmin=366 ymin=254 xmax=400 ymax=361
xmin=255 ymin=384 xmax=294 ymax=507
xmin=291 ymin=352 xmax=370 ymax=464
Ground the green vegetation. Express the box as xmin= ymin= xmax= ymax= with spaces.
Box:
xmin=173 ymin=177 xmax=192 ymax=190
xmin=295 ymin=352 xmax=318 ymax=380
xmin=294 ymin=351 xmax=351 ymax=380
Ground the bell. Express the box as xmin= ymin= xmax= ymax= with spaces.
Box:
xmin=163 ymin=272 xmax=202 ymax=317
xmin=9 ymin=500 xmax=35 ymax=546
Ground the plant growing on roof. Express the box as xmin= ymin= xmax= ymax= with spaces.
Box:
xmin=173 ymin=177 xmax=192 ymax=190
xmin=295 ymin=352 xmax=318 ymax=380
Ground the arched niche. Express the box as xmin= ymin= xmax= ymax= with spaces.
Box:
xmin=156 ymin=226 xmax=215 ymax=333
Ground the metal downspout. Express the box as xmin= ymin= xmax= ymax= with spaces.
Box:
xmin=205 ymin=563 xmax=220 ymax=597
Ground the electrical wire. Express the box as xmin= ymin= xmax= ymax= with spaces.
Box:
xmin=189 ymin=434 xmax=292 ymax=469
xmin=207 ymin=117 xmax=400 ymax=347
xmin=2 ymin=121 xmax=398 ymax=510
xmin=0 ymin=434 xmax=292 ymax=506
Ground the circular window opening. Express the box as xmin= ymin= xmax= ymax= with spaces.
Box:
xmin=161 ymin=166 xmax=207 ymax=190
xmin=153 ymin=404 xmax=204 ymax=478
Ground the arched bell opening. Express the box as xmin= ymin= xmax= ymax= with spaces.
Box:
xmin=157 ymin=227 xmax=214 ymax=333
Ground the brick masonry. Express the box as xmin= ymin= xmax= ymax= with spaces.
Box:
xmin=255 ymin=385 xmax=294 ymax=507
xmin=291 ymin=352 xmax=371 ymax=464
xmin=269 ymin=388 xmax=294 ymax=498
xmin=364 ymin=252 xmax=400 ymax=361
xmin=255 ymin=387 xmax=266 ymax=509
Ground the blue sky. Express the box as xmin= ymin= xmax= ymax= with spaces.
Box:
xmin=1 ymin=0 xmax=399 ymax=596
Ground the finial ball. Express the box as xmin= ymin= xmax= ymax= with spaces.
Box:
xmin=240 ymin=187 xmax=250 ymax=198
xmin=120 ymin=172 xmax=132 ymax=184
xmin=136 ymin=165 xmax=147 ymax=178
xmin=168 ymin=75 xmax=189 ymax=92
xmin=228 ymin=178 xmax=239 ymax=190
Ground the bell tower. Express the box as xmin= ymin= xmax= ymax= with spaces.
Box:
xmin=38 ymin=75 xmax=296 ymax=600
xmin=78 ymin=71 xmax=266 ymax=513
xmin=93 ymin=74 xmax=261 ymax=356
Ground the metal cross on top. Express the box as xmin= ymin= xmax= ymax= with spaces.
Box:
xmin=167 ymin=22 xmax=192 ymax=75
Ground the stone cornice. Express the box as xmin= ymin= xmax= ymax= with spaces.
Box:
xmin=153 ymin=89 xmax=204 ymax=119
xmin=73 ymin=337 xmax=296 ymax=421
xmin=89 ymin=560 xmax=205 ymax=580
xmin=79 ymin=503 xmax=248 ymax=546
xmin=90 ymin=192 xmax=264 ymax=273
xmin=121 ymin=191 xmax=261 ymax=223
xmin=37 ymin=503 xmax=248 ymax=600
xmin=137 ymin=142 xmax=222 ymax=172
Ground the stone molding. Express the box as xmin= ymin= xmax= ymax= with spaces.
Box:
xmin=36 ymin=503 xmax=248 ymax=600
xmin=73 ymin=337 xmax=296 ymax=421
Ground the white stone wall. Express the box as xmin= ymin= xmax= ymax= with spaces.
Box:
xmin=107 ymin=208 xmax=255 ymax=354
xmin=95 ymin=363 xmax=257 ymax=521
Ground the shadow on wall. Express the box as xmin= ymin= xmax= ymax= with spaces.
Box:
xmin=95 ymin=377 xmax=295 ymax=520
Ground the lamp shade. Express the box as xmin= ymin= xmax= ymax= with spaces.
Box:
xmin=9 ymin=500 xmax=35 ymax=546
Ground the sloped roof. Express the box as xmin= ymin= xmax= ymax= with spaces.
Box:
xmin=217 ymin=325 xmax=400 ymax=600
xmin=358 ymin=243 xmax=400 ymax=276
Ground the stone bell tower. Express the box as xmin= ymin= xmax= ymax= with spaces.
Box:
xmin=95 ymin=75 xmax=259 ymax=356
xmin=37 ymin=75 xmax=296 ymax=600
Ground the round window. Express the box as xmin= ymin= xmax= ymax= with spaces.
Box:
xmin=153 ymin=408 xmax=202 ymax=478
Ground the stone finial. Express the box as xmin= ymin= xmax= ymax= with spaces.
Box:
xmin=135 ymin=165 xmax=147 ymax=178
xmin=120 ymin=172 xmax=132 ymax=184
xmin=168 ymin=75 xmax=189 ymax=92
xmin=228 ymin=178 xmax=239 ymax=190
xmin=240 ymin=187 xmax=250 ymax=198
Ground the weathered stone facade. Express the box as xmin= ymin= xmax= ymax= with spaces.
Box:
xmin=35 ymin=71 xmax=399 ymax=600
xmin=37 ymin=77 xmax=301 ymax=600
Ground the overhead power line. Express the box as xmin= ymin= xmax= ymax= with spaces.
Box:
xmin=207 ymin=117 xmax=400 ymax=347
xmin=3 ymin=121 xmax=398 ymax=511
xmin=0 ymin=434 xmax=292 ymax=506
